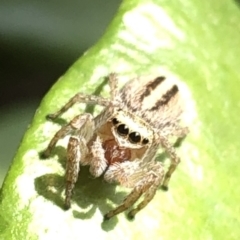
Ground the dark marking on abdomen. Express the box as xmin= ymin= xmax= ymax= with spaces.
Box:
xmin=150 ymin=85 xmax=179 ymax=111
xmin=140 ymin=76 xmax=165 ymax=101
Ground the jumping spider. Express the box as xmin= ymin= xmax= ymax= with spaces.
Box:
xmin=41 ymin=73 xmax=188 ymax=220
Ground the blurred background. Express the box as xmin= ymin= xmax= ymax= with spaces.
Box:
xmin=0 ymin=0 xmax=121 ymax=186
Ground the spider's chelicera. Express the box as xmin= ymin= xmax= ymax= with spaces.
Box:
xmin=41 ymin=73 xmax=188 ymax=220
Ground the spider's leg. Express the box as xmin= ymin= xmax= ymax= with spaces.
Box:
xmin=108 ymin=73 xmax=119 ymax=101
xmin=59 ymin=114 xmax=94 ymax=209
xmin=41 ymin=113 xmax=93 ymax=158
xmin=127 ymin=162 xmax=164 ymax=219
xmin=172 ymin=125 xmax=189 ymax=148
xmin=47 ymin=73 xmax=122 ymax=120
xmin=103 ymin=160 xmax=164 ymax=220
xmin=65 ymin=136 xmax=81 ymax=209
xmin=104 ymin=184 xmax=143 ymax=220
xmin=47 ymin=94 xmax=110 ymax=120
xmin=159 ymin=135 xmax=180 ymax=191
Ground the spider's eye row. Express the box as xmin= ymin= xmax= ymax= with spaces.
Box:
xmin=112 ymin=118 xmax=150 ymax=145
xmin=117 ymin=124 xmax=129 ymax=136
xmin=142 ymin=138 xmax=149 ymax=145
xmin=112 ymin=118 xmax=119 ymax=125
xmin=129 ymin=132 xmax=141 ymax=143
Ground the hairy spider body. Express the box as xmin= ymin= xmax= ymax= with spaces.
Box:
xmin=41 ymin=73 xmax=188 ymax=220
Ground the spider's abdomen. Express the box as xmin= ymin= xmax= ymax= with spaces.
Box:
xmin=103 ymin=139 xmax=131 ymax=165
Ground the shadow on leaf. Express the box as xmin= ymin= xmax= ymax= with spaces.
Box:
xmin=34 ymin=165 xmax=128 ymax=230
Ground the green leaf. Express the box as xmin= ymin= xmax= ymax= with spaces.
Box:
xmin=1 ymin=0 xmax=240 ymax=239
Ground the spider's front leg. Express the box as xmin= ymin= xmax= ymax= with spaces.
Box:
xmin=41 ymin=113 xmax=95 ymax=209
xmin=46 ymin=94 xmax=110 ymax=120
xmin=45 ymin=73 xmax=118 ymax=120
xmin=65 ymin=135 xmax=87 ymax=209
xmin=41 ymin=113 xmax=94 ymax=158
xmin=103 ymin=160 xmax=165 ymax=220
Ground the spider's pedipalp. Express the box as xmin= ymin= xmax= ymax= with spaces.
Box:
xmin=89 ymin=136 xmax=108 ymax=177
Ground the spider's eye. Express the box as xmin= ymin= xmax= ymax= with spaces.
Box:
xmin=117 ymin=124 xmax=129 ymax=136
xmin=142 ymin=138 xmax=149 ymax=145
xmin=129 ymin=132 xmax=141 ymax=144
xmin=112 ymin=118 xmax=119 ymax=125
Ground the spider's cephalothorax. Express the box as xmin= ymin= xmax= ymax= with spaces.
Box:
xmin=41 ymin=73 xmax=188 ymax=220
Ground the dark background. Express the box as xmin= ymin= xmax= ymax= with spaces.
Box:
xmin=0 ymin=0 xmax=121 ymax=185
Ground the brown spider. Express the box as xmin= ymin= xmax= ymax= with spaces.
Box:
xmin=41 ymin=73 xmax=188 ymax=220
